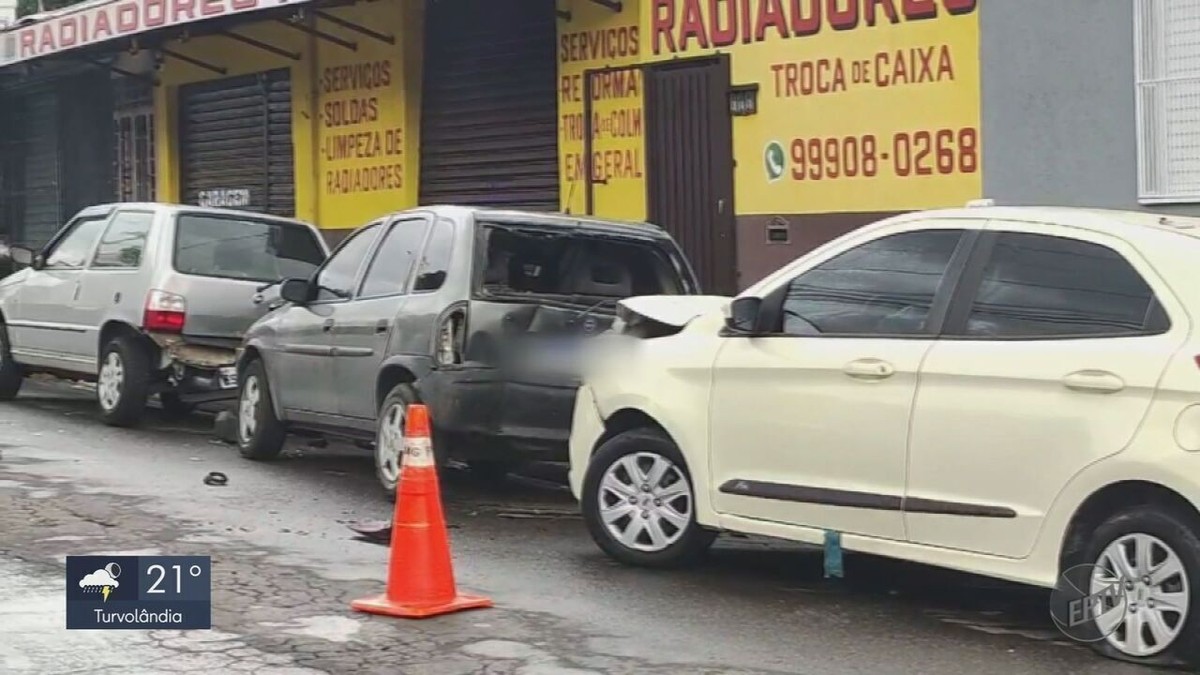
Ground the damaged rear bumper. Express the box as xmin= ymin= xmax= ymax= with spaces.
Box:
xmin=148 ymin=333 xmax=240 ymax=403
xmin=416 ymin=366 xmax=580 ymax=461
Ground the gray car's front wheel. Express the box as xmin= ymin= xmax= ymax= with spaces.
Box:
xmin=237 ymin=359 xmax=286 ymax=461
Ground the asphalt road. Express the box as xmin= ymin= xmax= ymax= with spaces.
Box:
xmin=0 ymin=379 xmax=1172 ymax=674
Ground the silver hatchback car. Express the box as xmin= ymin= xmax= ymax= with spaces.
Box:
xmin=0 ymin=203 xmax=329 ymax=426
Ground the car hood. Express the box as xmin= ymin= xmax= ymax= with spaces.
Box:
xmin=617 ymin=295 xmax=732 ymax=329
xmin=0 ymin=267 xmax=30 ymax=290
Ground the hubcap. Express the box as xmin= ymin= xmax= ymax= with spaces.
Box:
xmin=97 ymin=352 xmax=124 ymax=412
xmin=376 ymin=403 xmax=405 ymax=485
xmin=1093 ymin=533 xmax=1190 ymax=657
xmin=238 ymin=375 xmax=260 ymax=443
xmin=598 ymin=452 xmax=692 ymax=552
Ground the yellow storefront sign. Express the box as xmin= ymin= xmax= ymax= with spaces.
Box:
xmin=647 ymin=0 xmax=981 ymax=215
xmin=314 ymin=0 xmax=422 ymax=229
xmin=559 ymin=0 xmax=981 ymax=218
xmin=558 ymin=0 xmax=648 ymax=220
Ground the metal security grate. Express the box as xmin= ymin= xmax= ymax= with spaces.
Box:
xmin=1135 ymin=0 xmax=1200 ymax=202
xmin=418 ymin=0 xmax=559 ymax=211
xmin=114 ymin=80 xmax=156 ymax=204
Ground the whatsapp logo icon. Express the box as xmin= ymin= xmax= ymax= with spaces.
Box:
xmin=764 ymin=141 xmax=786 ymax=182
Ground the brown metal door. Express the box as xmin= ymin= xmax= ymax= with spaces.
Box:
xmin=645 ymin=57 xmax=737 ymax=295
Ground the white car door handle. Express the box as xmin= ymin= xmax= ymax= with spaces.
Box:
xmin=843 ymin=358 xmax=895 ymax=380
xmin=1062 ymin=370 xmax=1125 ymax=394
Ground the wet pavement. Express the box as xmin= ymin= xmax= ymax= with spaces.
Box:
xmin=0 ymin=379 xmax=1173 ymax=674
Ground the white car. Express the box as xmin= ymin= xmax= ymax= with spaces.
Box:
xmin=569 ymin=205 xmax=1200 ymax=668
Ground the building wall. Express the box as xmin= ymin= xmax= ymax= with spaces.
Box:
xmin=153 ymin=0 xmax=424 ymax=240
xmin=980 ymin=0 xmax=1200 ymax=217
xmin=556 ymin=0 xmax=984 ymax=288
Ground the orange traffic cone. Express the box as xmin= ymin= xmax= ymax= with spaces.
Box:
xmin=351 ymin=404 xmax=493 ymax=618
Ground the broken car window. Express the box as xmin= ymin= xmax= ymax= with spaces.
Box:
xmin=478 ymin=226 xmax=682 ymax=302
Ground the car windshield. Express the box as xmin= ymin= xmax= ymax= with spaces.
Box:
xmin=173 ymin=214 xmax=326 ymax=282
xmin=478 ymin=224 xmax=686 ymax=304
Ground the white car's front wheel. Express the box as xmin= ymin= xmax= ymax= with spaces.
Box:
xmin=1083 ymin=506 xmax=1200 ymax=668
xmin=581 ymin=428 xmax=716 ymax=568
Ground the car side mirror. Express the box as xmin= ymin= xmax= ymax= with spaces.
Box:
xmin=725 ymin=296 xmax=763 ymax=334
xmin=279 ymin=278 xmax=312 ymax=305
xmin=9 ymin=245 xmax=35 ymax=268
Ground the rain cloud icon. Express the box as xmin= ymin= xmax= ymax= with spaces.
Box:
xmin=79 ymin=563 xmax=121 ymax=602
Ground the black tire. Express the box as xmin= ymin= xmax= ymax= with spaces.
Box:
xmin=581 ymin=428 xmax=716 ymax=569
xmin=375 ymin=383 xmax=420 ymax=501
xmin=1074 ymin=506 xmax=1200 ymax=668
xmin=96 ymin=335 xmax=151 ymax=427
xmin=237 ymin=359 xmax=286 ymax=461
xmin=0 ymin=320 xmax=23 ymax=401
xmin=158 ymin=392 xmax=196 ymax=419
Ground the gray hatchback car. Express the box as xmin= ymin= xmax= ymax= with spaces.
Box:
xmin=0 ymin=203 xmax=329 ymax=426
xmin=234 ymin=205 xmax=699 ymax=495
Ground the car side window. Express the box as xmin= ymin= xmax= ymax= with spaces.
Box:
xmin=780 ymin=229 xmax=964 ymax=337
xmin=314 ymin=223 xmax=382 ymax=302
xmin=963 ymin=232 xmax=1168 ymax=338
xmin=359 ymin=220 xmax=430 ymax=298
xmin=413 ymin=220 xmax=454 ymax=292
xmin=91 ymin=211 xmax=154 ymax=269
xmin=43 ymin=216 xmax=110 ymax=269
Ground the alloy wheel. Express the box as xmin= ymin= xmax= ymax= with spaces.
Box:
xmin=376 ymin=402 xmax=406 ymax=485
xmin=598 ymin=451 xmax=693 ymax=553
xmin=239 ymin=375 xmax=260 ymax=444
xmin=97 ymin=352 xmax=124 ymax=412
xmin=1093 ymin=532 xmax=1191 ymax=658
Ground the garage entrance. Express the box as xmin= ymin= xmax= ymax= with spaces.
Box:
xmin=179 ymin=69 xmax=295 ymax=216
xmin=418 ymin=0 xmax=559 ymax=210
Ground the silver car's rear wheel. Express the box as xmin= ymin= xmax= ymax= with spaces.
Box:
xmin=97 ymin=351 xmax=124 ymax=413
xmin=1094 ymin=533 xmax=1191 ymax=658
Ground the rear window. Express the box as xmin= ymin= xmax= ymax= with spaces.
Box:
xmin=478 ymin=225 xmax=686 ymax=301
xmin=173 ymin=214 xmax=326 ymax=282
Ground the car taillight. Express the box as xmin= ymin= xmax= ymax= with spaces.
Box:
xmin=144 ymin=289 xmax=187 ymax=333
xmin=436 ymin=307 xmax=466 ymax=366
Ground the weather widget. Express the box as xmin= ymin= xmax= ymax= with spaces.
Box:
xmin=66 ymin=555 xmax=211 ymax=630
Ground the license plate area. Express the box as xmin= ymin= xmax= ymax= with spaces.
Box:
xmin=218 ymin=366 xmax=238 ymax=390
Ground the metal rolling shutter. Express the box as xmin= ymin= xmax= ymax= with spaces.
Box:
xmin=419 ymin=0 xmax=559 ymax=210
xmin=13 ymin=85 xmax=63 ymax=246
xmin=180 ymin=69 xmax=295 ymax=216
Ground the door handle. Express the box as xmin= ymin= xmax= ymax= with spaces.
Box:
xmin=375 ymin=320 xmax=389 ymax=334
xmin=323 ymin=319 xmax=334 ymax=332
xmin=1062 ymin=370 xmax=1125 ymax=394
xmin=843 ymin=358 xmax=895 ymax=381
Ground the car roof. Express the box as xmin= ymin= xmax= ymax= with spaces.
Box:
xmin=409 ymin=205 xmax=672 ymax=239
xmin=894 ymin=205 xmax=1200 ymax=241
xmin=77 ymin=202 xmax=315 ymax=228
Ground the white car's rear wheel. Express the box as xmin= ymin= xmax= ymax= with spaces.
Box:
xmin=1084 ymin=506 xmax=1200 ymax=668
xmin=581 ymin=428 xmax=715 ymax=568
